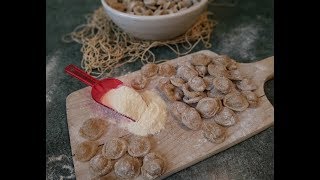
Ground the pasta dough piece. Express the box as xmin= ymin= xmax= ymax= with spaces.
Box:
xmin=211 ymin=55 xmax=233 ymax=66
xmin=207 ymin=87 xmax=225 ymax=100
xmin=176 ymin=65 xmax=198 ymax=81
xmin=196 ymin=97 xmax=221 ymax=118
xmin=74 ymin=141 xmax=99 ymax=162
xmin=173 ymin=87 xmax=184 ymax=101
xmin=170 ymin=76 xmax=185 ymax=87
xmin=202 ymin=123 xmax=226 ymax=143
xmin=128 ymin=136 xmax=151 ymax=157
xmin=158 ymin=79 xmax=181 ymax=101
xmin=213 ymin=77 xmax=233 ymax=94
xmin=188 ymin=76 xmax=207 ymax=92
xmin=131 ymin=74 xmax=149 ymax=90
xmin=228 ymin=69 xmax=243 ymax=80
xmin=102 ymin=138 xmax=127 ymax=159
xmin=207 ymin=63 xmax=229 ymax=78
xmin=141 ymin=63 xmax=159 ymax=77
xmin=226 ymin=59 xmax=238 ymax=70
xmin=171 ymin=101 xmax=189 ymax=120
xmin=223 ymin=92 xmax=249 ymax=112
xmin=143 ymin=152 xmax=164 ymax=162
xmin=195 ymin=65 xmax=207 ymax=77
xmin=191 ymin=53 xmax=212 ymax=66
xmin=203 ymin=75 xmax=215 ymax=90
xmin=181 ymin=107 xmax=202 ymax=130
xmin=141 ymin=152 xmax=166 ymax=180
xmin=182 ymin=95 xmax=204 ymax=104
xmin=181 ymin=83 xmax=203 ymax=98
xmin=213 ymin=107 xmax=237 ymax=127
xmin=79 ymin=118 xmax=107 ymax=141
xmin=144 ymin=0 xmax=156 ymax=6
xmin=242 ymin=90 xmax=259 ymax=107
xmin=236 ymin=78 xmax=257 ymax=91
xmin=106 ymin=0 xmax=126 ymax=12
xmin=89 ymin=154 xmax=113 ymax=177
xmin=158 ymin=63 xmax=176 ymax=77
xmin=114 ymin=155 xmax=142 ymax=179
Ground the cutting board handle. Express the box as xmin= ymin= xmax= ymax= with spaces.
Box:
xmin=254 ymin=56 xmax=274 ymax=82
xmin=252 ymin=56 xmax=274 ymax=97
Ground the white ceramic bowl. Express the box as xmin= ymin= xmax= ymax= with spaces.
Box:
xmin=101 ymin=0 xmax=208 ymax=40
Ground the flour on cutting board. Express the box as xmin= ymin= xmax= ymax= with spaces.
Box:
xmin=46 ymin=154 xmax=75 ymax=180
xmin=46 ymin=51 xmax=61 ymax=106
xmin=218 ymin=23 xmax=260 ymax=60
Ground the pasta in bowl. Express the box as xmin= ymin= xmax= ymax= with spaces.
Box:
xmin=101 ymin=0 xmax=208 ymax=40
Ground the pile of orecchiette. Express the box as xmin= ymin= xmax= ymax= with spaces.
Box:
xmin=106 ymin=0 xmax=202 ymax=16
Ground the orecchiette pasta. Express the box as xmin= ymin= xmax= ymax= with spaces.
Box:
xmin=105 ymin=0 xmax=203 ymax=16
xmin=144 ymin=0 xmax=156 ymax=6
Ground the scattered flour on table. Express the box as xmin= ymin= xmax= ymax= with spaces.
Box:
xmin=218 ymin=24 xmax=260 ymax=60
xmin=46 ymin=51 xmax=61 ymax=106
xmin=46 ymin=154 xmax=75 ymax=180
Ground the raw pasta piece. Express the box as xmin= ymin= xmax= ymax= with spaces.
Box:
xmin=228 ymin=69 xmax=243 ymax=80
xmin=181 ymin=83 xmax=203 ymax=98
xmin=79 ymin=118 xmax=107 ymax=141
xmin=214 ymin=107 xmax=237 ymax=127
xmin=141 ymin=152 xmax=166 ymax=180
xmin=203 ymin=75 xmax=215 ymax=90
xmin=141 ymin=63 xmax=159 ymax=77
xmin=74 ymin=141 xmax=99 ymax=162
xmin=191 ymin=53 xmax=212 ymax=66
xmin=226 ymin=59 xmax=238 ymax=70
xmin=176 ymin=65 xmax=198 ymax=81
xmin=158 ymin=63 xmax=176 ymax=77
xmin=207 ymin=63 xmax=229 ymax=78
xmin=144 ymin=0 xmax=156 ymax=6
xmin=89 ymin=154 xmax=113 ymax=177
xmin=128 ymin=136 xmax=151 ymax=157
xmin=213 ymin=77 xmax=233 ymax=94
xmin=236 ymin=78 xmax=257 ymax=91
xmin=196 ymin=97 xmax=221 ymax=118
xmin=188 ymin=76 xmax=207 ymax=92
xmin=195 ymin=65 xmax=207 ymax=77
xmin=106 ymin=0 xmax=126 ymax=12
xmin=207 ymin=88 xmax=225 ymax=100
xmin=102 ymin=138 xmax=127 ymax=159
xmin=171 ymin=101 xmax=189 ymax=120
xmin=181 ymin=107 xmax=202 ymax=130
xmin=114 ymin=155 xmax=142 ymax=179
xmin=182 ymin=94 xmax=205 ymax=104
xmin=202 ymin=122 xmax=226 ymax=143
xmin=170 ymin=76 xmax=185 ymax=87
xmin=158 ymin=79 xmax=181 ymax=101
xmin=131 ymin=74 xmax=149 ymax=90
xmin=242 ymin=90 xmax=259 ymax=107
xmin=173 ymin=87 xmax=184 ymax=101
xmin=211 ymin=55 xmax=233 ymax=66
xmin=223 ymin=92 xmax=249 ymax=112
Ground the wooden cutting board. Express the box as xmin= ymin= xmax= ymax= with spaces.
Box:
xmin=66 ymin=50 xmax=274 ymax=180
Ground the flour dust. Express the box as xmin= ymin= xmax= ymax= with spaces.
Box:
xmin=46 ymin=154 xmax=75 ymax=180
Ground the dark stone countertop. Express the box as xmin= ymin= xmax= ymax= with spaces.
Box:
xmin=46 ymin=0 xmax=274 ymax=179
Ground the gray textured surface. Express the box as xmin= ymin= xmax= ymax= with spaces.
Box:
xmin=46 ymin=0 xmax=274 ymax=179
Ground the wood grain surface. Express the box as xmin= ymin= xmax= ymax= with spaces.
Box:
xmin=66 ymin=50 xmax=274 ymax=180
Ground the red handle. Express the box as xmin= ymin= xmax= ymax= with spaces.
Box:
xmin=65 ymin=65 xmax=99 ymax=87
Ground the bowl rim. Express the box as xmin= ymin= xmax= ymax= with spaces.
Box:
xmin=101 ymin=0 xmax=208 ymax=20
